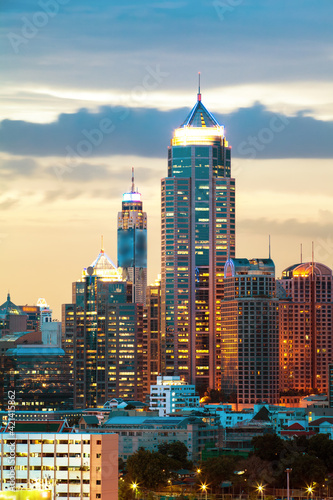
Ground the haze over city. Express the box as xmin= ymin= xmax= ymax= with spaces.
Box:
xmin=1 ymin=0 xmax=333 ymax=318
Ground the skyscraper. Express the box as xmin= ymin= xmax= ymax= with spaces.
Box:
xmin=221 ymin=258 xmax=279 ymax=404
xmin=278 ymin=262 xmax=333 ymax=394
xmin=117 ymin=169 xmax=147 ymax=304
xmin=62 ymin=247 xmax=143 ymax=408
xmin=161 ymin=86 xmax=235 ymax=392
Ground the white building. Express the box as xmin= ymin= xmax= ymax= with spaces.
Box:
xmin=149 ymin=376 xmax=199 ymax=416
xmin=41 ymin=321 xmax=62 ymax=346
xmin=0 ymin=420 xmax=118 ymax=500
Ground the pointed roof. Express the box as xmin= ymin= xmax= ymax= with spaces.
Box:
xmin=82 ymin=248 xmax=123 ymax=281
xmin=180 ymin=98 xmax=221 ymax=129
xmin=0 ymin=293 xmax=26 ymax=317
xmin=172 ymin=85 xmax=225 ymax=146
xmin=91 ymin=248 xmax=116 ymax=270
xmin=252 ymin=406 xmax=271 ymax=421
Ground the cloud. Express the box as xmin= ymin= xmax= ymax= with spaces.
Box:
xmin=238 ymin=216 xmax=333 ymax=239
xmin=0 ymin=198 xmax=19 ymax=210
xmin=0 ymin=157 xmax=38 ymax=177
xmin=0 ymin=103 xmax=332 ymax=159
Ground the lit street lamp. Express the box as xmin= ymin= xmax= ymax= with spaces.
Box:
xmin=256 ymin=484 xmax=264 ymax=500
xmin=131 ymin=482 xmax=138 ymax=500
xmin=306 ymin=485 xmax=314 ymax=500
xmin=200 ymin=483 xmax=208 ymax=500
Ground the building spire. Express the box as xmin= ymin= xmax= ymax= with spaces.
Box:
xmin=269 ymin=234 xmax=271 ymax=259
xmin=101 ymin=235 xmax=104 ymax=253
xmin=131 ymin=167 xmax=135 ymax=193
xmin=197 ymin=72 xmax=201 ymax=102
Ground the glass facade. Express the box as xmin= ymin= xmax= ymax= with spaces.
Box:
xmin=117 ymin=174 xmax=147 ymax=304
xmin=161 ymin=93 xmax=235 ymax=393
xmin=62 ymin=252 xmax=144 ymax=409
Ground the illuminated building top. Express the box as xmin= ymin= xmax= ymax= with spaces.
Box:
xmin=122 ymin=167 xmax=142 ymax=206
xmin=171 ymin=87 xmax=226 ymax=146
xmin=82 ymin=246 xmax=123 ymax=281
xmin=281 ymin=262 xmax=332 ymax=279
xmin=0 ymin=293 xmax=25 ymax=317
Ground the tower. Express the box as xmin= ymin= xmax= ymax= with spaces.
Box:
xmin=278 ymin=262 xmax=333 ymax=394
xmin=222 ymin=258 xmax=280 ymax=404
xmin=161 ymin=85 xmax=235 ymax=392
xmin=62 ymin=247 xmax=144 ymax=408
xmin=117 ymin=169 xmax=147 ymax=304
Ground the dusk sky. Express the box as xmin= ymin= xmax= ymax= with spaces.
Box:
xmin=1 ymin=0 xmax=333 ymax=318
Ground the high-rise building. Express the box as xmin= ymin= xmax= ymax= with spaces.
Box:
xmin=117 ymin=169 xmax=147 ymax=304
xmin=62 ymin=247 xmax=144 ymax=408
xmin=221 ymin=258 xmax=280 ymax=405
xmin=278 ymin=262 xmax=333 ymax=394
xmin=161 ymin=87 xmax=235 ymax=392
xmin=1 ymin=345 xmax=73 ymax=411
xmin=142 ymin=279 xmax=161 ymax=397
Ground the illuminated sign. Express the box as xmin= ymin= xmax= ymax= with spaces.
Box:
xmin=22 ymin=307 xmax=38 ymax=313
xmin=123 ymin=193 xmax=141 ymax=203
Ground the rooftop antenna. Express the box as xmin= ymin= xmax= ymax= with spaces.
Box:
xmin=300 ymin=243 xmax=303 ymax=263
xmin=101 ymin=235 xmax=104 ymax=253
xmin=312 ymin=241 xmax=314 ymax=276
xmin=131 ymin=167 xmax=135 ymax=193
xmin=197 ymin=72 xmax=201 ymax=102
xmin=269 ymin=234 xmax=271 ymax=259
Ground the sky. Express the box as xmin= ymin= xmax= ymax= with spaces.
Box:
xmin=1 ymin=0 xmax=333 ymax=319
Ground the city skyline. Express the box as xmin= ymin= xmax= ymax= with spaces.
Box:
xmin=1 ymin=1 xmax=333 ymax=318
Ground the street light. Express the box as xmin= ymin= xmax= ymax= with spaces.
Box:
xmin=200 ymin=483 xmax=208 ymax=500
xmin=256 ymin=484 xmax=264 ymax=500
xmin=285 ymin=468 xmax=292 ymax=500
xmin=306 ymin=485 xmax=314 ymax=500
xmin=131 ymin=482 xmax=138 ymax=500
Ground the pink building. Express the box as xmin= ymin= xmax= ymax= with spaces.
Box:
xmin=278 ymin=262 xmax=333 ymax=394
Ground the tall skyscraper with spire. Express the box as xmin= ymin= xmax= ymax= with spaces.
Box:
xmin=117 ymin=169 xmax=147 ymax=304
xmin=161 ymin=82 xmax=235 ymax=393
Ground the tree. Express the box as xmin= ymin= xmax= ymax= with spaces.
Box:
xmin=126 ymin=448 xmax=170 ymax=489
xmin=252 ymin=434 xmax=285 ymax=462
xmin=200 ymin=456 xmax=239 ymax=492
xmin=307 ymin=433 xmax=333 ymax=471
xmin=274 ymin=452 xmax=327 ymax=489
xmin=158 ymin=441 xmax=190 ymax=468
xmin=239 ymin=455 xmax=273 ymax=487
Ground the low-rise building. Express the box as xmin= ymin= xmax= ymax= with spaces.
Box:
xmin=103 ymin=415 xmax=218 ymax=462
xmin=149 ymin=376 xmax=199 ymax=416
xmin=0 ymin=420 xmax=118 ymax=499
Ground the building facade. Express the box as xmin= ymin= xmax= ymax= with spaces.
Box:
xmin=221 ymin=258 xmax=279 ymax=404
xmin=161 ymin=89 xmax=235 ymax=393
xmin=149 ymin=375 xmax=199 ymax=416
xmin=117 ymin=169 xmax=147 ymax=304
xmin=0 ymin=421 xmax=118 ymax=499
xmin=1 ymin=345 xmax=73 ymax=411
xmin=62 ymin=248 xmax=144 ymax=408
xmin=142 ymin=280 xmax=161 ymax=397
xmin=103 ymin=414 xmax=218 ymax=462
xmin=278 ymin=262 xmax=333 ymax=394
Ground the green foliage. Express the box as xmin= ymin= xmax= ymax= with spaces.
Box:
xmin=158 ymin=441 xmax=190 ymax=468
xmin=251 ymin=434 xmax=285 ymax=462
xmin=199 ymin=455 xmax=239 ymax=492
xmin=307 ymin=433 xmax=333 ymax=471
xmin=126 ymin=448 xmax=170 ymax=489
xmin=118 ymin=479 xmax=132 ymax=500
